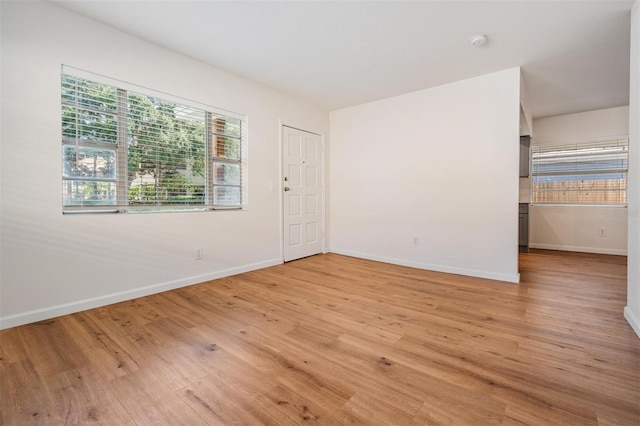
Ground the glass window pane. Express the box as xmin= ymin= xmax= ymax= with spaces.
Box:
xmin=62 ymin=180 xmax=117 ymax=206
xmin=128 ymin=177 xmax=205 ymax=206
xmin=213 ymin=186 xmax=240 ymax=206
xmin=62 ymin=72 xmax=246 ymax=212
xmin=211 ymin=115 xmax=241 ymax=137
xmin=533 ymin=175 xmax=627 ymax=204
xmin=126 ymin=92 xmax=207 ymax=207
xmin=532 ymin=139 xmax=628 ymax=205
xmin=62 ymin=106 xmax=117 ymax=144
xmin=213 ymin=135 xmax=240 ymax=160
xmin=213 ymin=163 xmax=240 ymax=185
xmin=62 ymin=75 xmax=117 ymax=112
xmin=62 ymin=145 xmax=116 ymax=179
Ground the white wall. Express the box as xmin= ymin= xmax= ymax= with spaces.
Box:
xmin=626 ymin=0 xmax=640 ymax=338
xmin=520 ymin=70 xmax=533 ymax=137
xmin=529 ymin=206 xmax=627 ymax=255
xmin=533 ymin=106 xmax=629 ymax=144
xmin=530 ymin=106 xmax=629 ymax=255
xmin=0 ymin=1 xmax=329 ymax=328
xmin=330 ymin=68 xmax=521 ymax=283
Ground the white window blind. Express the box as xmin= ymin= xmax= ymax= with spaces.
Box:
xmin=61 ymin=70 xmax=247 ymax=213
xmin=531 ymin=138 xmax=628 ymax=205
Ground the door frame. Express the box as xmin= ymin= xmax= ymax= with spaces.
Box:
xmin=279 ymin=121 xmax=327 ymax=262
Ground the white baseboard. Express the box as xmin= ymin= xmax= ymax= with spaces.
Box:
xmin=528 ymin=243 xmax=627 ymax=256
xmin=329 ymin=248 xmax=520 ymax=284
xmin=624 ymin=306 xmax=640 ymax=339
xmin=0 ymin=258 xmax=282 ymax=330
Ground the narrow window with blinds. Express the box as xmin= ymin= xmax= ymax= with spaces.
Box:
xmin=61 ymin=71 xmax=247 ymax=213
xmin=531 ymin=138 xmax=628 ymax=205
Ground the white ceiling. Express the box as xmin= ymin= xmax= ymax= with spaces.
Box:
xmin=52 ymin=0 xmax=633 ymax=118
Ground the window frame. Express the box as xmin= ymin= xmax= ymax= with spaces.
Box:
xmin=61 ymin=66 xmax=247 ymax=214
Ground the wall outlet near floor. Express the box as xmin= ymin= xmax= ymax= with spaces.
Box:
xmin=413 ymin=237 xmax=419 ymax=245
xmin=195 ymin=248 xmax=203 ymax=260
xmin=599 ymin=228 xmax=607 ymax=237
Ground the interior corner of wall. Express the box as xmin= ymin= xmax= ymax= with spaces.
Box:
xmin=519 ymin=72 xmax=533 ymax=137
xmin=624 ymin=306 xmax=640 ymax=339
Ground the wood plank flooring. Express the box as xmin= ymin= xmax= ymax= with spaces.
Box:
xmin=1 ymin=250 xmax=638 ymax=425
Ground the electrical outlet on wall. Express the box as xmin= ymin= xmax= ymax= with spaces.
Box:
xmin=599 ymin=228 xmax=607 ymax=237
xmin=195 ymin=248 xmax=203 ymax=260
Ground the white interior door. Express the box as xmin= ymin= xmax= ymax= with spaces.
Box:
xmin=283 ymin=126 xmax=323 ymax=262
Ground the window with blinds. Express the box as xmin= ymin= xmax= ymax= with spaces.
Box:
xmin=61 ymin=71 xmax=246 ymax=213
xmin=531 ymin=138 xmax=628 ymax=205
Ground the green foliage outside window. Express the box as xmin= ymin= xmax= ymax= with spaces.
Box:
xmin=62 ymin=73 xmax=243 ymax=211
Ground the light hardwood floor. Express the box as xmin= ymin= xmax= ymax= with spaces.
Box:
xmin=1 ymin=250 xmax=638 ymax=425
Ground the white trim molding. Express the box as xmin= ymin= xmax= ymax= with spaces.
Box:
xmin=624 ymin=306 xmax=640 ymax=339
xmin=330 ymin=248 xmax=520 ymax=284
xmin=529 ymin=243 xmax=627 ymax=256
xmin=0 ymin=258 xmax=282 ymax=330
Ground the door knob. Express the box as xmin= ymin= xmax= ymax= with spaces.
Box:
xmin=284 ymin=187 xmax=290 ymax=191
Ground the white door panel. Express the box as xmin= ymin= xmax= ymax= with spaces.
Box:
xmin=289 ymin=194 xmax=301 ymax=216
xmin=306 ymin=194 xmax=317 ymax=215
xmin=283 ymin=126 xmax=323 ymax=261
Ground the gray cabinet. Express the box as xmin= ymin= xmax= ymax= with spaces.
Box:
xmin=519 ymin=203 xmax=529 ymax=252
xmin=520 ymin=136 xmax=530 ymax=177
